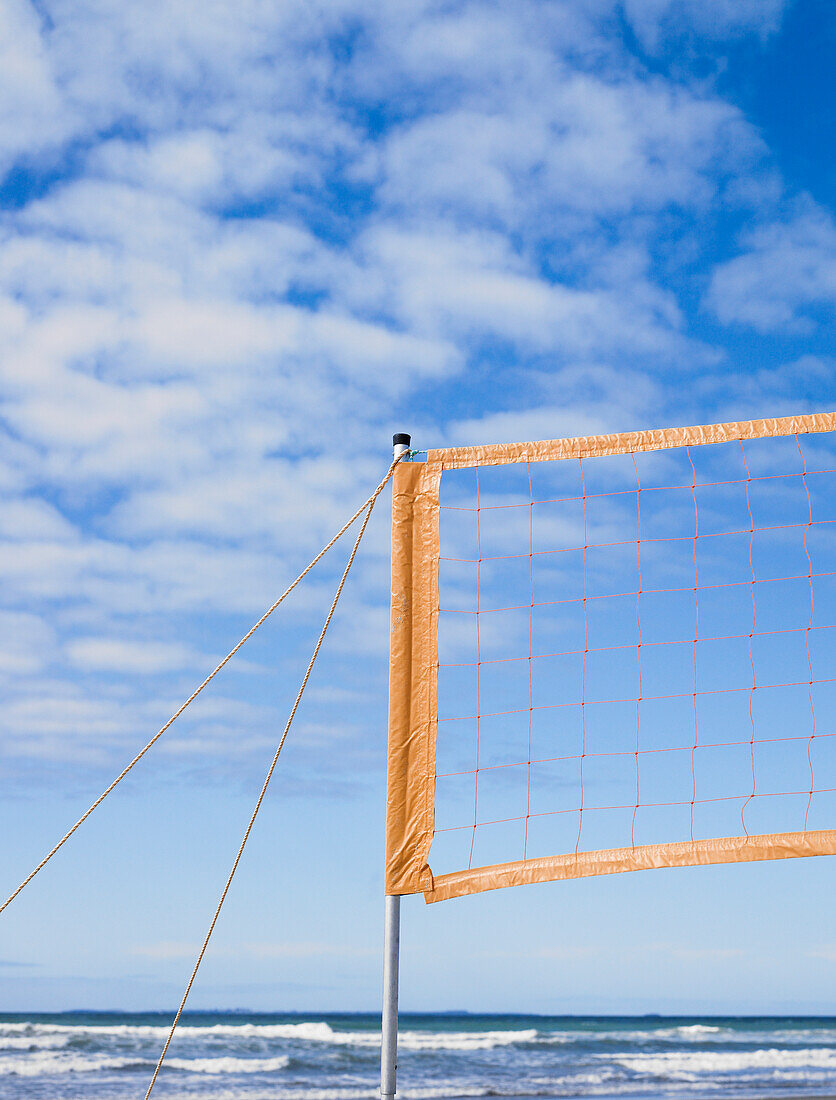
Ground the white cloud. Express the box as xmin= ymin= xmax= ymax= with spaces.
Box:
xmin=0 ymin=610 xmax=56 ymax=675
xmin=440 ymin=360 xmax=663 ymax=449
xmin=65 ymin=637 xmax=203 ymax=674
xmin=87 ymin=118 xmax=357 ymax=208
xmin=707 ymin=203 xmax=836 ymax=333
xmin=448 ymin=407 xmax=608 ymax=448
xmin=0 ymin=531 xmax=297 ymax=616
xmin=0 ymin=497 xmax=76 ymax=541
xmin=21 ymin=0 xmax=354 ymax=151
xmin=375 ymin=76 xmax=756 ymax=227
xmin=344 ymin=226 xmax=693 ymax=362
xmin=0 ymin=0 xmax=75 ymax=173
xmin=0 ymin=688 xmax=134 ymax=761
xmin=0 ymin=670 xmax=284 ymax=765
xmin=622 ymin=0 xmax=788 ymax=52
xmin=690 ymin=355 xmax=836 ymax=423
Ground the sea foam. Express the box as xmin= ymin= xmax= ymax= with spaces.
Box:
xmin=611 ymin=1047 xmax=836 ymax=1077
xmin=166 ymin=1055 xmax=291 ymax=1074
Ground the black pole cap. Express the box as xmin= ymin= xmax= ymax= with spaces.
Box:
xmin=393 ymin=433 xmax=411 ymax=447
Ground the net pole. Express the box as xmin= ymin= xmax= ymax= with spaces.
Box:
xmin=380 ymin=893 xmax=401 ymax=1100
xmin=381 ymin=431 xmax=410 ymax=1100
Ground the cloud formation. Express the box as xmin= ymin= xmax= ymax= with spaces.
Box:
xmin=708 ymin=202 xmax=836 ymax=333
xmin=0 ymin=0 xmax=832 ymax=782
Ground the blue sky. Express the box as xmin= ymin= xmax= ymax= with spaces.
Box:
xmin=0 ymin=0 xmax=834 ymax=1014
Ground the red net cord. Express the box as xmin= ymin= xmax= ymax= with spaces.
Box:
xmin=431 ymin=434 xmax=835 ymax=877
xmin=799 ymin=435 xmax=817 ymax=829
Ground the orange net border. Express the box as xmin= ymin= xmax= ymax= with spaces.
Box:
xmin=385 ymin=412 xmax=836 ymax=902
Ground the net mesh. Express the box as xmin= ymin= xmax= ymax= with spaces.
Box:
xmin=421 ymin=427 xmax=836 ymax=895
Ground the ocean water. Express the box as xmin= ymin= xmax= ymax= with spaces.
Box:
xmin=0 ymin=1012 xmax=834 ymax=1100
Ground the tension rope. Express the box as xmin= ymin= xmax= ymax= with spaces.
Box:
xmin=0 ymin=450 xmax=407 ymax=919
xmin=143 ymin=488 xmax=381 ymax=1099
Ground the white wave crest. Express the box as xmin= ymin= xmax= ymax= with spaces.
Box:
xmin=596 ymin=1024 xmax=836 ymax=1048
xmin=611 ymin=1047 xmax=836 ymax=1077
xmin=0 ymin=1020 xmax=337 ymax=1049
xmin=673 ymin=1025 xmax=722 ymax=1036
xmin=0 ymin=1034 xmax=70 ymax=1050
xmin=274 ymin=1026 xmax=539 ymax=1051
xmin=0 ymin=1021 xmax=300 ymax=1039
xmin=566 ymin=1025 xmax=727 ymax=1045
xmin=398 ymin=1028 xmax=539 ymax=1051
xmin=0 ymin=1019 xmax=539 ymax=1051
xmin=167 ymin=1055 xmax=290 ymax=1074
xmin=0 ymin=1050 xmax=292 ymax=1077
xmin=0 ymin=1052 xmax=139 ymax=1076
xmin=148 ymin=1089 xmax=491 ymax=1100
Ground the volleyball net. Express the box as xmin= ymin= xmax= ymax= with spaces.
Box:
xmin=385 ymin=412 xmax=836 ymax=902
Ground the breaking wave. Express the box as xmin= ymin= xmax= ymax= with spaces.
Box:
xmin=611 ymin=1047 xmax=836 ymax=1077
xmin=2 ymin=1013 xmax=836 ymax=1098
xmin=0 ymin=1019 xmax=542 ymax=1053
xmin=166 ymin=1055 xmax=291 ymax=1074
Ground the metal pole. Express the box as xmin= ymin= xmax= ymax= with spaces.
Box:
xmin=380 ymin=893 xmax=401 ymax=1099
xmin=381 ymin=432 xmax=410 ymax=1100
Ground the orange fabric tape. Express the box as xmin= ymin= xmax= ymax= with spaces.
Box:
xmin=423 ymin=829 xmax=836 ymax=903
xmin=428 ymin=412 xmax=836 ymax=471
xmin=385 ymin=461 xmax=440 ymax=894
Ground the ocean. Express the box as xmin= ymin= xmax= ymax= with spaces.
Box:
xmin=0 ymin=1012 xmax=834 ymax=1099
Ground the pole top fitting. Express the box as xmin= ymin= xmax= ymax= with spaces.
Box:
xmin=393 ymin=433 xmax=411 ymax=448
